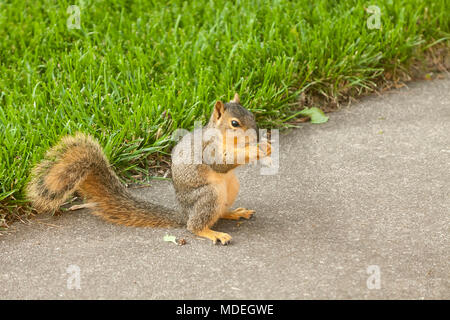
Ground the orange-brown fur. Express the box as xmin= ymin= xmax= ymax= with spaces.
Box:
xmin=27 ymin=133 xmax=182 ymax=228
xmin=204 ymin=168 xmax=238 ymax=223
xmin=27 ymin=94 xmax=271 ymax=245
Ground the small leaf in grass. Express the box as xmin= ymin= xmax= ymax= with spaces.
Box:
xmin=163 ymin=234 xmax=178 ymax=245
xmin=298 ymin=107 xmax=329 ymax=124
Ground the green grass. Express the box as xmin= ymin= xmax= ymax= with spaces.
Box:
xmin=0 ymin=0 xmax=449 ymax=223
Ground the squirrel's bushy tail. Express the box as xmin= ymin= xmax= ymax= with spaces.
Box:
xmin=27 ymin=133 xmax=182 ymax=228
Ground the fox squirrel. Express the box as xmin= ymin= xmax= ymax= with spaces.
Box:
xmin=26 ymin=93 xmax=271 ymax=245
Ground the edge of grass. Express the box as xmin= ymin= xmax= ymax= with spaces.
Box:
xmin=1 ymin=0 xmax=449 ymax=229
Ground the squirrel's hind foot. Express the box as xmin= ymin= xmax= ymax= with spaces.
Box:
xmin=194 ymin=227 xmax=232 ymax=245
xmin=221 ymin=208 xmax=255 ymax=220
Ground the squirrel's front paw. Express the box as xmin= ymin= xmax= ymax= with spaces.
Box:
xmin=194 ymin=228 xmax=232 ymax=245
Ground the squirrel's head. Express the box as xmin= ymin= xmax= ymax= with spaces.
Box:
xmin=208 ymin=93 xmax=259 ymax=143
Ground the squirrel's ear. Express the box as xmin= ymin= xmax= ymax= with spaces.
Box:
xmin=231 ymin=93 xmax=240 ymax=104
xmin=213 ymin=101 xmax=225 ymax=120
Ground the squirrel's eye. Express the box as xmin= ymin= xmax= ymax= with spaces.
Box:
xmin=231 ymin=120 xmax=240 ymax=127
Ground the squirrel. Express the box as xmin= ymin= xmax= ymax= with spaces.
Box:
xmin=26 ymin=93 xmax=271 ymax=245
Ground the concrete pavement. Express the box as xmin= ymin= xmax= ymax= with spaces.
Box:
xmin=1 ymin=76 xmax=449 ymax=299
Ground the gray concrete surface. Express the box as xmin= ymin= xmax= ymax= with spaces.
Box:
xmin=1 ymin=77 xmax=449 ymax=299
